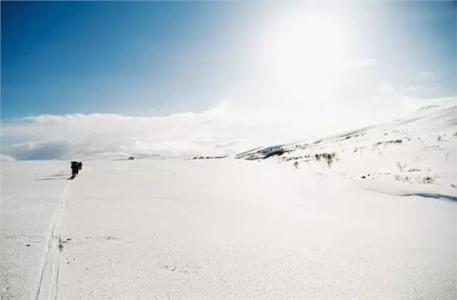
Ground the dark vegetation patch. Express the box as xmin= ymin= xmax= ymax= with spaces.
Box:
xmin=262 ymin=148 xmax=288 ymax=159
xmin=314 ymin=152 xmax=337 ymax=167
xmin=235 ymin=146 xmax=264 ymax=159
xmin=375 ymin=139 xmax=402 ymax=146
xmin=286 ymin=152 xmax=337 ymax=167
xmin=422 ymin=176 xmax=435 ymax=184
xmin=192 ymin=155 xmax=228 ymax=160
xmin=237 ymin=145 xmax=290 ymax=160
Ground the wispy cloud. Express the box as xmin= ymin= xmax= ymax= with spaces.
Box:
xmin=0 ymin=153 xmax=16 ymax=161
xmin=2 ymin=103 xmax=247 ymax=159
xmin=2 ymin=94 xmax=452 ymax=160
xmin=3 ymin=102 xmax=307 ymax=160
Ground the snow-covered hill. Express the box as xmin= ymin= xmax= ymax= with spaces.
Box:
xmin=236 ymin=101 xmax=457 ymax=200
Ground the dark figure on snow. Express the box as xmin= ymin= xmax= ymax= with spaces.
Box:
xmin=70 ymin=161 xmax=83 ymax=179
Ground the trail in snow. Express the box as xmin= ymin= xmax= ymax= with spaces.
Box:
xmin=32 ymin=181 xmax=70 ymax=300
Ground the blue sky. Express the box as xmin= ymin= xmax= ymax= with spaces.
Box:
xmin=2 ymin=1 xmax=455 ymax=118
xmin=1 ymin=1 xmax=456 ymax=159
xmin=2 ymin=1 xmax=260 ymax=117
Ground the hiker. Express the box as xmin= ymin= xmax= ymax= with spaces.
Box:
xmin=70 ymin=161 xmax=78 ymax=179
xmin=70 ymin=161 xmax=83 ymax=179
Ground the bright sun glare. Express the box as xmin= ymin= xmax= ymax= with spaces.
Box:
xmin=265 ymin=9 xmax=353 ymax=102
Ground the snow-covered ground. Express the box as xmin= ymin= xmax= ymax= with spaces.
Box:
xmin=1 ymin=102 xmax=456 ymax=299
xmin=1 ymin=161 xmax=68 ymax=299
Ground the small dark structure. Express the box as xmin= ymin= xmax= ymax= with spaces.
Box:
xmin=70 ymin=161 xmax=83 ymax=180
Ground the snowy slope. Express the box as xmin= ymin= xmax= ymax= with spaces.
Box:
xmin=236 ymin=101 xmax=457 ymax=200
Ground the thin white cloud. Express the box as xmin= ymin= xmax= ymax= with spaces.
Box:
xmin=2 ymin=102 xmax=268 ymax=160
xmin=3 ymin=94 xmax=453 ymax=160
xmin=0 ymin=153 xmax=16 ymax=161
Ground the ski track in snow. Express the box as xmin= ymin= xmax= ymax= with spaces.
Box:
xmin=32 ymin=181 xmax=70 ymax=300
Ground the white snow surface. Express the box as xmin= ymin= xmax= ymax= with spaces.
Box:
xmin=1 ymin=102 xmax=457 ymax=299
